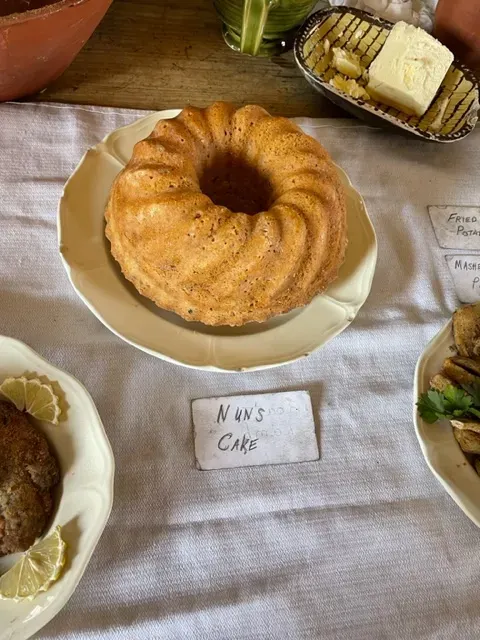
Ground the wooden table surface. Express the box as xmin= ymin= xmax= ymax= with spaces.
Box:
xmin=36 ymin=0 xmax=341 ymax=117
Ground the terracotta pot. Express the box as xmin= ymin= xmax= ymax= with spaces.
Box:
xmin=0 ymin=0 xmax=113 ymax=102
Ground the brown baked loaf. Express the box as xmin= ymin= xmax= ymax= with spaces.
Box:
xmin=105 ymin=102 xmax=347 ymax=326
xmin=453 ymin=303 xmax=480 ymax=358
xmin=0 ymin=401 xmax=59 ymax=556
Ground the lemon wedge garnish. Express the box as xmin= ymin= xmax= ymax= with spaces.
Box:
xmin=0 ymin=376 xmax=61 ymax=425
xmin=31 ymin=403 xmax=62 ymax=423
xmin=25 ymin=379 xmax=41 ymax=411
xmin=27 ymin=382 xmax=61 ymax=423
xmin=0 ymin=527 xmax=67 ymax=601
xmin=0 ymin=376 xmax=27 ymax=410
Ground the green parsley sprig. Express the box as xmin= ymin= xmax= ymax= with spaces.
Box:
xmin=417 ymin=384 xmax=480 ymax=424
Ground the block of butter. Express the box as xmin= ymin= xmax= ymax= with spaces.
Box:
xmin=367 ymin=21 xmax=454 ymax=117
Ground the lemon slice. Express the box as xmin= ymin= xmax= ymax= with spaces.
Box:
xmin=0 ymin=376 xmax=61 ymax=425
xmin=31 ymin=401 xmax=62 ymax=424
xmin=0 ymin=376 xmax=27 ymax=410
xmin=0 ymin=527 xmax=67 ymax=601
xmin=27 ymin=383 xmax=61 ymax=424
xmin=25 ymin=379 xmax=42 ymax=411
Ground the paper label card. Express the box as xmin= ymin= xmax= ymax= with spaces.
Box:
xmin=428 ymin=206 xmax=480 ymax=250
xmin=445 ymin=255 xmax=480 ymax=303
xmin=192 ymin=391 xmax=318 ymax=470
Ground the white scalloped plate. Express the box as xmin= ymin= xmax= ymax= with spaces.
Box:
xmin=414 ymin=320 xmax=480 ymax=528
xmin=0 ymin=336 xmax=114 ymax=640
xmin=58 ymin=110 xmax=377 ymax=371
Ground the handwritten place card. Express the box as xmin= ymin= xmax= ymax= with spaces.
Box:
xmin=428 ymin=206 xmax=480 ymax=250
xmin=192 ymin=391 xmax=318 ymax=470
xmin=445 ymin=255 xmax=480 ymax=303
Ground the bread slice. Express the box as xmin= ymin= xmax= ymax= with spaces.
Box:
xmin=451 ymin=356 xmax=480 ymax=377
xmin=454 ymin=427 xmax=480 ymax=454
xmin=441 ymin=358 xmax=480 ymax=388
xmin=430 ymin=373 xmax=455 ymax=392
xmin=451 ymin=419 xmax=480 ymax=434
xmin=453 ymin=304 xmax=480 ymax=358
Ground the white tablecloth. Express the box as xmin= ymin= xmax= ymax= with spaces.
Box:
xmin=1 ymin=101 xmax=479 ymax=639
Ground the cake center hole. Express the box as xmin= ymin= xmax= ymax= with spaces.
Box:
xmin=199 ymin=153 xmax=273 ymax=215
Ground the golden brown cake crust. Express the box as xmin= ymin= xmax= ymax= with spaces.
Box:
xmin=105 ymin=102 xmax=348 ymax=326
xmin=0 ymin=401 xmax=59 ymax=557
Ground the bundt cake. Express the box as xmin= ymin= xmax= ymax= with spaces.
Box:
xmin=105 ymin=102 xmax=347 ymax=326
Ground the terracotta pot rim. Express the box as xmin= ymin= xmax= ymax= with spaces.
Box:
xmin=0 ymin=0 xmax=102 ymax=27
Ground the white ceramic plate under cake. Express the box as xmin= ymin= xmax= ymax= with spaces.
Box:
xmin=414 ymin=321 xmax=480 ymax=528
xmin=58 ymin=110 xmax=377 ymax=372
xmin=0 ymin=336 xmax=114 ymax=640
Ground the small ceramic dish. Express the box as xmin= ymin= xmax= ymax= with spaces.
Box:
xmin=413 ymin=320 xmax=480 ymax=528
xmin=58 ymin=109 xmax=377 ymax=372
xmin=294 ymin=7 xmax=480 ymax=142
xmin=0 ymin=336 xmax=114 ymax=640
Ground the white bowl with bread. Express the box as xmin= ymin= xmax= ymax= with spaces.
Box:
xmin=414 ymin=304 xmax=480 ymax=527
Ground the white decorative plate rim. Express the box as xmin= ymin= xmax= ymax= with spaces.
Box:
xmin=58 ymin=109 xmax=377 ymax=372
xmin=413 ymin=319 xmax=480 ymax=529
xmin=0 ymin=335 xmax=115 ymax=640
